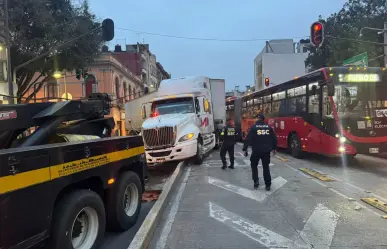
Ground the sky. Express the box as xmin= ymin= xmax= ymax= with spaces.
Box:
xmin=88 ymin=0 xmax=348 ymax=92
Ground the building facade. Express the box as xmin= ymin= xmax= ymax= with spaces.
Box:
xmin=125 ymin=43 xmax=171 ymax=91
xmin=254 ymin=39 xmax=309 ymax=91
xmin=26 ymin=53 xmax=144 ymax=136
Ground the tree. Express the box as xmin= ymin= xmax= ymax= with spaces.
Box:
xmin=8 ymin=0 xmax=103 ymax=102
xmin=306 ymin=0 xmax=387 ymax=71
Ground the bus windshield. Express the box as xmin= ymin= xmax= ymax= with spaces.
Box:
xmin=331 ymin=82 xmax=387 ymax=118
xmin=152 ymin=97 xmax=195 ymax=115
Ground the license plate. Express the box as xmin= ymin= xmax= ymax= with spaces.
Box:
xmin=156 ymin=158 xmax=166 ymax=162
xmin=369 ymin=148 xmax=379 ymax=154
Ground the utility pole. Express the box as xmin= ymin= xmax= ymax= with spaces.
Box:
xmin=384 ymin=22 xmax=387 ymax=67
xmin=4 ymin=0 xmax=14 ymax=104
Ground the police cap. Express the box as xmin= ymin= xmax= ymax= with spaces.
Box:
xmin=256 ymin=113 xmax=265 ymax=120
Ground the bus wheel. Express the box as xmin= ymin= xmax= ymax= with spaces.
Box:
xmin=289 ymin=134 xmax=303 ymax=158
xmin=49 ymin=190 xmax=105 ymax=249
xmin=106 ymin=171 xmax=142 ymax=232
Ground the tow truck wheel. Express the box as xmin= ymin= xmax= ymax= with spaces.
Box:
xmin=106 ymin=171 xmax=142 ymax=232
xmin=194 ymin=138 xmax=204 ymax=165
xmin=49 ymin=190 xmax=105 ymax=249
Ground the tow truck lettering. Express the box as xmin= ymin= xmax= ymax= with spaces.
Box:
xmin=0 ymin=146 xmax=145 ymax=195
xmin=0 ymin=110 xmax=17 ymax=120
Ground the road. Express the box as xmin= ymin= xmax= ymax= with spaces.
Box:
xmin=102 ymin=163 xmax=178 ymax=249
xmin=148 ymin=144 xmax=387 ymax=249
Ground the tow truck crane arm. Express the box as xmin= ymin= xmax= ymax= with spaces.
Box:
xmin=0 ymin=93 xmax=114 ymax=149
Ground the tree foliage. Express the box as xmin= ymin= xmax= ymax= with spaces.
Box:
xmin=306 ymin=0 xmax=387 ymax=71
xmin=8 ymin=0 xmax=103 ymax=102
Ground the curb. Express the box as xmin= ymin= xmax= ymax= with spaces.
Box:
xmin=127 ymin=160 xmax=185 ymax=249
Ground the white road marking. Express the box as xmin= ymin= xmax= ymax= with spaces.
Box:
xmin=209 ymin=202 xmax=338 ymax=249
xmin=208 ymin=176 xmax=287 ymax=202
xmin=208 ymin=202 xmax=301 ymax=248
xmin=155 ymin=167 xmax=191 ymax=249
xmin=243 ymin=159 xmax=274 ymax=167
xmin=283 ymin=163 xmax=384 ymax=217
xmin=296 ymin=203 xmax=339 ymax=249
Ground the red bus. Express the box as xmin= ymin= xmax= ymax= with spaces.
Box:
xmin=227 ymin=67 xmax=387 ymax=158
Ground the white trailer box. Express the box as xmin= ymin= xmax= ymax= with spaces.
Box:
xmin=209 ymin=79 xmax=226 ymax=129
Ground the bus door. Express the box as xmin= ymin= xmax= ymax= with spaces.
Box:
xmin=306 ymin=84 xmax=323 ymax=152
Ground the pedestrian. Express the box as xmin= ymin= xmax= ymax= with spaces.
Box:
xmin=242 ymin=114 xmax=277 ymax=190
xmin=144 ymin=83 xmax=149 ymax=95
xmin=219 ymin=119 xmax=237 ymax=170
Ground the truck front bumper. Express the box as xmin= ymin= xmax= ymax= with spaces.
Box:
xmin=145 ymin=139 xmax=197 ymax=164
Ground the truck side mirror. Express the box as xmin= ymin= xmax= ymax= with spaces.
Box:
xmin=327 ymin=82 xmax=335 ymax=96
xmin=195 ymin=98 xmax=200 ymax=113
xmin=141 ymin=105 xmax=146 ymax=119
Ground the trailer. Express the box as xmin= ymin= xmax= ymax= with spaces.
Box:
xmin=0 ymin=93 xmax=147 ymax=249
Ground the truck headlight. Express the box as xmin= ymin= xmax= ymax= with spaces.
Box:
xmin=178 ymin=133 xmax=195 ymax=142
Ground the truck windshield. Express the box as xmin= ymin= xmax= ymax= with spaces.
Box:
xmin=152 ymin=97 xmax=194 ymax=115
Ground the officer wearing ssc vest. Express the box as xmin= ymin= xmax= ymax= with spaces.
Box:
xmin=242 ymin=114 xmax=277 ymax=190
xmin=220 ymin=119 xmax=237 ymax=170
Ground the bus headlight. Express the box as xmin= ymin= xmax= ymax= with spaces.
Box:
xmin=338 ymin=146 xmax=345 ymax=153
xmin=179 ymin=133 xmax=195 ymax=142
xmin=339 ymin=137 xmax=346 ymax=143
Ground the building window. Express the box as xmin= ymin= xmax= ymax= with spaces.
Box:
xmin=129 ymin=85 xmax=132 ymax=100
xmin=123 ymin=82 xmax=128 ymax=101
xmin=115 ymin=77 xmax=120 ymax=102
xmin=85 ymin=75 xmax=98 ymax=97
xmin=45 ymin=78 xmax=58 ymax=99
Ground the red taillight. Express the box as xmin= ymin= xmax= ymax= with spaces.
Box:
xmin=151 ymin=111 xmax=159 ymax=117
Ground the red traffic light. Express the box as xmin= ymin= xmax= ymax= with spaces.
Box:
xmin=310 ymin=21 xmax=324 ymax=47
xmin=264 ymin=77 xmax=270 ymax=87
xmin=313 ymin=23 xmax=322 ymax=31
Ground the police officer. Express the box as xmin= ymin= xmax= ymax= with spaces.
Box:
xmin=220 ymin=119 xmax=236 ymax=170
xmin=242 ymin=114 xmax=277 ymax=190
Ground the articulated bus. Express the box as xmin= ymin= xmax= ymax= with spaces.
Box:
xmin=226 ymin=67 xmax=387 ymax=158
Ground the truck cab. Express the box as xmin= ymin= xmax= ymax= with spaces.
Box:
xmin=140 ymin=76 xmax=225 ymax=165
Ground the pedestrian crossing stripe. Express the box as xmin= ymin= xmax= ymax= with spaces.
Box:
xmin=202 ymin=159 xmax=274 ymax=167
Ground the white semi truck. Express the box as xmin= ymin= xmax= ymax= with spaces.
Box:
xmin=136 ymin=76 xmax=226 ymax=165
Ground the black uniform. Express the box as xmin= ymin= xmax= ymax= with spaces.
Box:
xmin=220 ymin=124 xmax=237 ymax=169
xmin=243 ymin=120 xmax=277 ymax=188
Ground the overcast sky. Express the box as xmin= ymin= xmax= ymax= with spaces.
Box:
xmin=89 ymin=0 xmax=347 ymax=91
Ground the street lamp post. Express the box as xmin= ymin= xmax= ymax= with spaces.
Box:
xmin=53 ymin=71 xmax=68 ymax=100
xmin=359 ymin=25 xmax=387 ymax=67
xmin=4 ymin=0 xmax=14 ymax=104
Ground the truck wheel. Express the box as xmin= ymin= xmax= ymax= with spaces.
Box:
xmin=194 ymin=138 xmax=204 ymax=165
xmin=214 ymin=131 xmax=220 ymax=150
xmin=49 ymin=190 xmax=105 ymax=249
xmin=106 ymin=171 xmax=142 ymax=232
xmin=289 ymin=133 xmax=303 ymax=158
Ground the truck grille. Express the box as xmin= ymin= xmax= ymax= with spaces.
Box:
xmin=142 ymin=126 xmax=175 ymax=148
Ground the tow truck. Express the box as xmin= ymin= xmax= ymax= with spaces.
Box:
xmin=0 ymin=93 xmax=147 ymax=249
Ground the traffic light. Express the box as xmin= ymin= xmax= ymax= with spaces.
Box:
xmin=102 ymin=18 xmax=114 ymax=42
xmin=83 ymin=69 xmax=89 ymax=79
xmin=264 ymin=77 xmax=270 ymax=87
xmin=310 ymin=21 xmax=324 ymax=47
xmin=75 ymin=69 xmax=81 ymax=80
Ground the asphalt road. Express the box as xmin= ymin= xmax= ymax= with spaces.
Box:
xmin=148 ymin=145 xmax=387 ymax=249
xmin=101 ymin=162 xmax=178 ymax=249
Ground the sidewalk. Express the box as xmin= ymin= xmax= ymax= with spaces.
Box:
xmin=148 ymin=145 xmax=387 ymax=249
